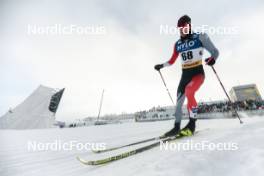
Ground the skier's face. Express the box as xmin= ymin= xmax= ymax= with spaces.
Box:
xmin=179 ymin=23 xmax=191 ymax=37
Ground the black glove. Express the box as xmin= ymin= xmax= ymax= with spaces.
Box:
xmin=154 ymin=64 xmax=164 ymax=71
xmin=205 ymin=57 xmax=216 ymax=66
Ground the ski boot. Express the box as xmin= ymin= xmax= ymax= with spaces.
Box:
xmin=163 ymin=122 xmax=181 ymax=138
xmin=179 ymin=118 xmax=197 ymax=136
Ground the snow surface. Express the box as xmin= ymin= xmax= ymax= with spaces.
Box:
xmin=0 ymin=117 xmax=264 ymax=176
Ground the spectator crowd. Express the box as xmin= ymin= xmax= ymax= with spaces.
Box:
xmin=198 ymin=99 xmax=264 ymax=114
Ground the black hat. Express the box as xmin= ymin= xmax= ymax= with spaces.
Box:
xmin=177 ymin=15 xmax=191 ymax=27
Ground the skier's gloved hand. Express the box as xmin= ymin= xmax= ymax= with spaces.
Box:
xmin=154 ymin=64 xmax=164 ymax=71
xmin=205 ymin=57 xmax=216 ymax=66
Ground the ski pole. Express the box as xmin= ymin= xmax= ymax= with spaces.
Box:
xmin=158 ymin=70 xmax=175 ymax=105
xmin=211 ymin=66 xmax=243 ymax=124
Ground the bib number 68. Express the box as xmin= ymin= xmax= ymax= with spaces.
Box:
xmin=181 ymin=51 xmax=193 ymax=61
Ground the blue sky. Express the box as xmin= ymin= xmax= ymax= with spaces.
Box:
xmin=1 ymin=0 xmax=264 ymax=121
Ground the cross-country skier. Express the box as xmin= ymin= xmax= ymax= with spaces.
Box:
xmin=154 ymin=15 xmax=219 ymax=137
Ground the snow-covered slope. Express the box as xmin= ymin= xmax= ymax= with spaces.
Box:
xmin=0 ymin=85 xmax=56 ymax=129
xmin=0 ymin=117 xmax=264 ymax=176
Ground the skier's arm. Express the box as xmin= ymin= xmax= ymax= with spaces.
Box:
xmin=199 ymin=33 xmax=219 ymax=60
xmin=163 ymin=45 xmax=179 ymax=67
xmin=154 ymin=45 xmax=179 ymax=71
